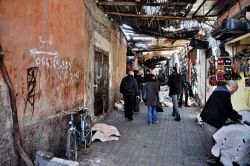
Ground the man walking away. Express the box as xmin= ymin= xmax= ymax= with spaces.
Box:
xmin=144 ymin=74 xmax=159 ymax=125
xmin=179 ymin=80 xmax=190 ymax=107
xmin=134 ymin=70 xmax=144 ymax=112
xmin=120 ymin=71 xmax=139 ymax=121
xmin=200 ymin=80 xmax=242 ymax=164
xmin=168 ymin=67 xmax=183 ymax=121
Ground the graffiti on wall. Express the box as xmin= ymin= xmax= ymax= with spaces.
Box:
xmin=39 ymin=34 xmax=53 ymax=48
xmin=24 ymin=67 xmax=39 ymax=117
xmin=30 ymin=48 xmax=58 ymax=57
xmin=29 ymin=35 xmax=80 ymax=85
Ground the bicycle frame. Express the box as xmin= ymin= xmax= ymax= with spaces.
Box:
xmin=61 ymin=107 xmax=92 ymax=161
xmin=79 ymin=108 xmax=92 ymax=150
xmin=69 ymin=114 xmax=77 ymax=132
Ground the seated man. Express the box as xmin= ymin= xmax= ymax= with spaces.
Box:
xmin=200 ymin=80 xmax=242 ymax=164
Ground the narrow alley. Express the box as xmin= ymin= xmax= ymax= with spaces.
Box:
xmin=78 ymin=104 xmax=207 ymax=166
xmin=1 ymin=0 xmax=250 ymax=166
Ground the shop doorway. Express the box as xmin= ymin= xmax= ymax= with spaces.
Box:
xmin=94 ymin=47 xmax=109 ymax=116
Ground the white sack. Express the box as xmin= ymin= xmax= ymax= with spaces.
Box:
xmin=211 ymin=111 xmax=250 ymax=166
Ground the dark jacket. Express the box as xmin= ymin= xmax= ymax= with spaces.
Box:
xmin=134 ymin=74 xmax=144 ymax=90
xmin=120 ymin=74 xmax=139 ymax=96
xmin=200 ymin=86 xmax=242 ymax=129
xmin=144 ymin=78 xmax=159 ymax=106
xmin=183 ymin=81 xmax=189 ymax=92
xmin=167 ymin=72 xmax=183 ymax=96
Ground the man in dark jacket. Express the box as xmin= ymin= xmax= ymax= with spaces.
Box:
xmin=120 ymin=71 xmax=139 ymax=121
xmin=134 ymin=70 xmax=144 ymax=112
xmin=200 ymin=80 xmax=242 ymax=164
xmin=167 ymin=67 xmax=183 ymax=121
xmin=200 ymin=80 xmax=242 ymax=129
xmin=144 ymin=74 xmax=159 ymax=125
xmin=178 ymin=79 xmax=189 ymax=107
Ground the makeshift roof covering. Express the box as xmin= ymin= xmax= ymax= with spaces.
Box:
xmin=95 ymin=0 xmax=238 ymax=55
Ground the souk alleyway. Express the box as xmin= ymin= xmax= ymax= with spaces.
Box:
xmin=78 ymin=104 xmax=208 ymax=166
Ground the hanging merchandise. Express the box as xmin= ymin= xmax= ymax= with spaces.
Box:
xmin=244 ymin=59 xmax=250 ymax=77
xmin=208 ymin=57 xmax=217 ymax=86
xmin=190 ymin=18 xmax=209 ymax=50
xmin=222 ymin=0 xmax=250 ymax=31
xmin=221 ymin=18 xmax=250 ymax=31
xmin=219 ymin=43 xmax=229 ymax=57
xmin=243 ymin=59 xmax=250 ymax=87
xmin=211 ymin=0 xmax=250 ymax=42
xmin=235 ymin=48 xmax=250 ymax=60
xmin=190 ymin=38 xmax=209 ymax=50
xmin=232 ymin=61 xmax=242 ymax=80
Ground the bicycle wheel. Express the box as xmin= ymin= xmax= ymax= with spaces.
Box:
xmin=66 ymin=130 xmax=78 ymax=161
xmin=84 ymin=115 xmax=92 ymax=147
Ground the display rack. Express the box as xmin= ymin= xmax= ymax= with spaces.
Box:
xmin=216 ymin=56 xmax=233 ymax=82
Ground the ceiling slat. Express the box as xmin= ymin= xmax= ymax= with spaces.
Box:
xmin=192 ymin=0 xmax=207 ymax=17
xmin=205 ymin=1 xmax=220 ymax=16
xmin=97 ymin=1 xmax=191 ymax=6
xmin=106 ymin=12 xmax=209 ymax=20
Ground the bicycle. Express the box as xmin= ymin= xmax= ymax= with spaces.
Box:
xmin=61 ymin=106 xmax=93 ymax=161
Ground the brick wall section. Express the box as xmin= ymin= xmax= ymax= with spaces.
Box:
xmin=84 ymin=0 xmax=127 ymax=117
xmin=84 ymin=0 xmax=112 ymax=40
xmin=20 ymin=115 xmax=69 ymax=161
xmin=218 ymin=0 xmax=250 ymax=25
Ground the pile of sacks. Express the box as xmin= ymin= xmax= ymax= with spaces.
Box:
xmin=211 ymin=111 xmax=250 ymax=165
xmin=159 ymin=85 xmax=173 ymax=107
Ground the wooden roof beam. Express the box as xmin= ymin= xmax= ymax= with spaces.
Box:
xmin=205 ymin=0 xmax=220 ymax=16
xmin=133 ymin=46 xmax=184 ymax=52
xmin=106 ymin=12 xmax=209 ymax=20
xmin=192 ymin=0 xmax=207 ymax=17
xmin=97 ymin=1 xmax=191 ymax=6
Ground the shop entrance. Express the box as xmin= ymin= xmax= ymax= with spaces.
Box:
xmin=94 ymin=47 xmax=109 ymax=116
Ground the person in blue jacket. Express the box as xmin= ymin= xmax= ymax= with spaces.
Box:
xmin=200 ymin=80 xmax=242 ymax=164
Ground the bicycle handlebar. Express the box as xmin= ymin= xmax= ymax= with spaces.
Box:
xmin=60 ymin=106 xmax=88 ymax=115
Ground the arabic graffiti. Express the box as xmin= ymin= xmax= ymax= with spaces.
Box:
xmin=30 ymin=48 xmax=58 ymax=57
xmin=24 ymin=67 xmax=39 ymax=117
xmin=35 ymin=56 xmax=71 ymax=71
xmin=57 ymin=70 xmax=80 ymax=85
xmin=28 ymin=34 xmax=80 ymax=85
xmin=39 ymin=34 xmax=53 ymax=48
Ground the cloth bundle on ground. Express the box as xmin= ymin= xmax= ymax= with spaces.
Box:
xmin=159 ymin=91 xmax=173 ymax=107
xmin=114 ymin=100 xmax=124 ymax=111
xmin=188 ymin=97 xmax=198 ymax=107
xmin=211 ymin=111 xmax=250 ymax=166
xmin=92 ymin=123 xmax=120 ymax=142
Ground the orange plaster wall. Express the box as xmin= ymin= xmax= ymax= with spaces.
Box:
xmin=0 ymin=0 xmax=89 ymax=121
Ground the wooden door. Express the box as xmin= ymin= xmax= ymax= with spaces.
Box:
xmin=94 ymin=49 xmax=109 ymax=116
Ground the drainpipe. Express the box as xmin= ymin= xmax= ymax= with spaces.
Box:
xmin=0 ymin=45 xmax=33 ymax=166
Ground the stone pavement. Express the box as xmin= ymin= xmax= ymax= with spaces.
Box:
xmin=78 ymin=104 xmax=208 ymax=166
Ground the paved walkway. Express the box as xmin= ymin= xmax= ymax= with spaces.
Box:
xmin=79 ymin=104 xmax=208 ymax=166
